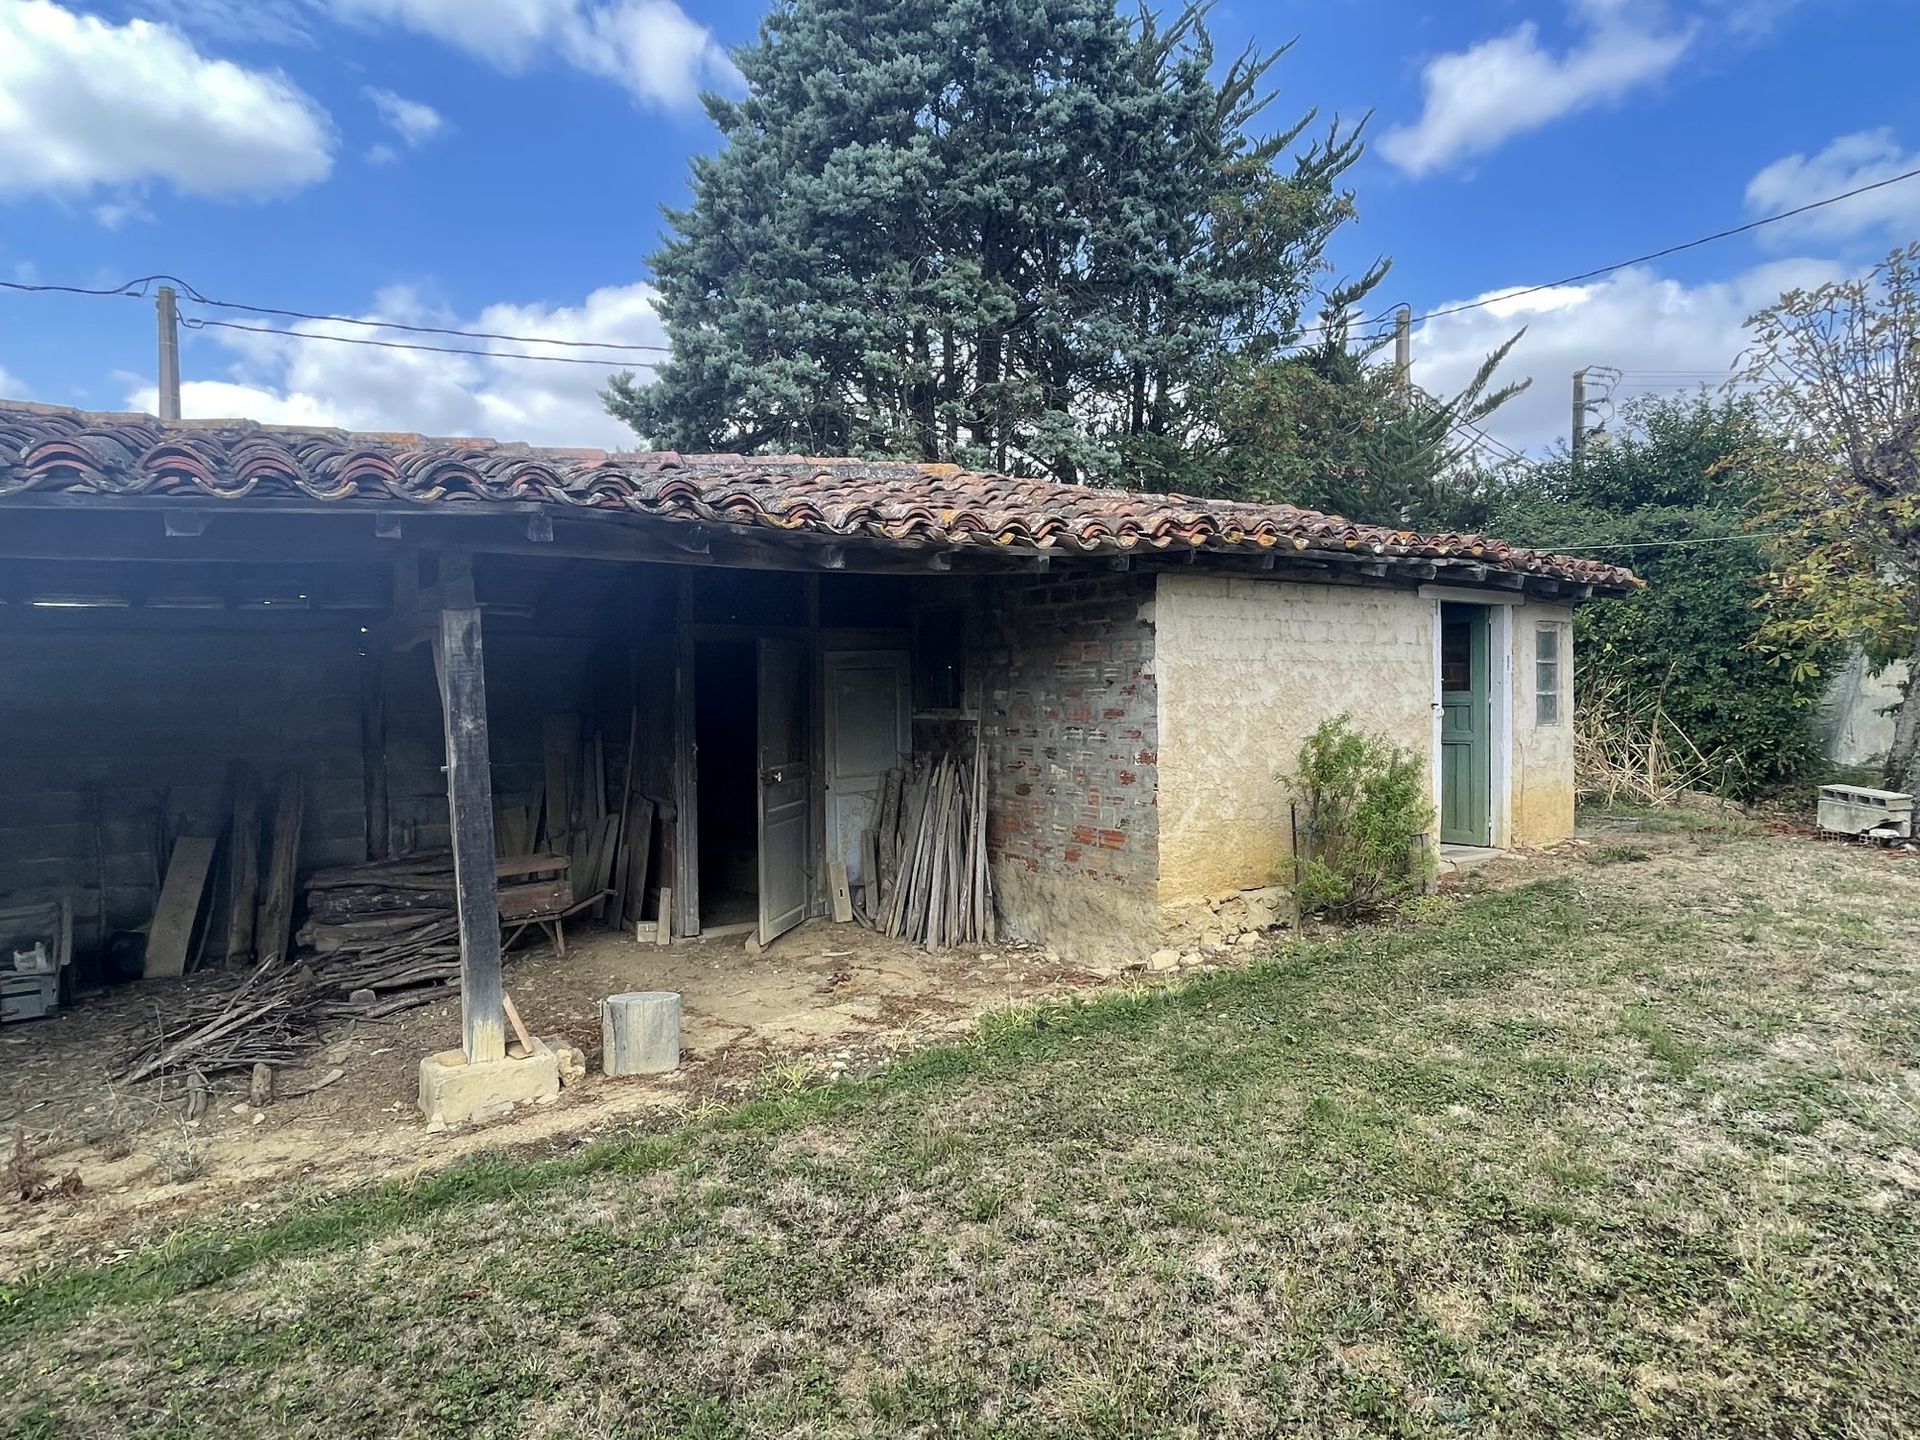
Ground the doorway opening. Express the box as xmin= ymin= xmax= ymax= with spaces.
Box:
xmin=1439 ymin=602 xmax=1493 ymax=847
xmin=694 ymin=640 xmax=758 ymax=929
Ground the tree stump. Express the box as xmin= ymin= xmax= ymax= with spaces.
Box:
xmin=600 ymin=991 xmax=681 ymax=1076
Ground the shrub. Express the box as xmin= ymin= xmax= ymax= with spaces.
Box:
xmin=1291 ymin=715 xmax=1436 ymax=919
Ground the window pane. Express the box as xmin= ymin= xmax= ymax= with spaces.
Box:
xmin=1441 ymin=619 xmax=1473 ymax=692
xmin=1535 ymin=624 xmax=1563 ymax=725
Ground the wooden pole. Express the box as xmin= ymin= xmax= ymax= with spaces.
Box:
xmin=224 ymin=760 xmax=260 ymax=964
xmin=434 ymin=603 xmax=506 ymax=1063
xmin=360 ymin=649 xmax=389 ymax=861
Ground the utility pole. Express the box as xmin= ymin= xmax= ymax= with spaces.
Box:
xmin=1571 ymin=367 xmax=1588 ymax=467
xmin=156 ymin=284 xmax=181 ymax=421
xmin=1394 ymin=305 xmax=1412 ymax=394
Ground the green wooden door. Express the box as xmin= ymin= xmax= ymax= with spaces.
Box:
xmin=1440 ymin=603 xmax=1491 ymax=845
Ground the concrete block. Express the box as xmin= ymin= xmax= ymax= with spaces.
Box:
xmin=418 ymin=1047 xmax=559 ymax=1124
xmin=602 ymin=991 xmax=682 ymax=1076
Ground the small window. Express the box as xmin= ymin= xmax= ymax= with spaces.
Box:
xmin=1536 ymin=624 xmax=1564 ymax=725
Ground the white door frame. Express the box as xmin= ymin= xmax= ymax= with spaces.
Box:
xmin=1430 ymin=598 xmax=1515 ymax=849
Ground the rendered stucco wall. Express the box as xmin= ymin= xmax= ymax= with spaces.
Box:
xmin=1153 ymin=575 xmax=1438 ymax=906
xmin=1509 ymin=602 xmax=1577 ymax=847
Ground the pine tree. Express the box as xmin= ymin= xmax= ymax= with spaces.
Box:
xmin=606 ymin=0 xmax=1370 ymax=484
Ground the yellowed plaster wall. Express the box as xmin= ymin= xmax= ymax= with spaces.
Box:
xmin=1153 ymin=575 xmax=1438 ymax=906
xmin=1508 ymin=601 xmax=1576 ymax=847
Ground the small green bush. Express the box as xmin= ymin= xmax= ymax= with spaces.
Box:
xmin=1291 ymin=714 xmax=1436 ymax=919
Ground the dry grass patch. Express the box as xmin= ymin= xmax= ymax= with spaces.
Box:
xmin=3 ymin=824 xmax=1918 ymax=1437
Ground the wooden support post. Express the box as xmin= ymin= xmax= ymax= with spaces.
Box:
xmin=434 ymin=603 xmax=506 ymax=1064
xmin=360 ymin=649 xmax=389 ymax=861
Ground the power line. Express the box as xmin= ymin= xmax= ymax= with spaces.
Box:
xmin=1 ymin=272 xmax=668 ymax=354
xmin=8 ymin=163 xmax=1918 ymax=376
xmin=1381 ymin=164 xmax=1920 ymax=337
xmin=180 ymin=316 xmax=657 ymax=368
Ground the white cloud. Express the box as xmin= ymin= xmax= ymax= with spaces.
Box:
xmin=130 ymin=282 xmax=665 ymax=449
xmin=1380 ymin=1 xmax=1697 ymax=176
xmin=364 ymin=87 xmax=447 ymax=150
xmin=1745 ymin=129 xmax=1920 ymax=245
xmin=0 ymin=1 xmax=333 ymax=200
xmin=1408 ymin=257 xmax=1845 ymax=455
xmin=0 ymin=365 xmax=27 ymax=400
xmin=325 ymin=0 xmax=740 ymax=107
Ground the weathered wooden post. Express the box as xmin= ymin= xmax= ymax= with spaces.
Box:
xmin=433 ymin=573 xmax=505 ymax=1065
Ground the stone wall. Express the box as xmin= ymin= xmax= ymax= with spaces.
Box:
xmin=971 ymin=573 xmax=1161 ymax=962
xmin=1153 ymin=575 xmax=1439 ymax=907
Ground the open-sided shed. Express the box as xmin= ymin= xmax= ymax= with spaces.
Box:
xmin=0 ymin=401 xmax=1634 ymax=1072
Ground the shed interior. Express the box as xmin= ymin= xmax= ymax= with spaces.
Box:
xmin=0 ymin=536 xmax=958 ymax=1024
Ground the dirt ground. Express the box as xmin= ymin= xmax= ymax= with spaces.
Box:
xmin=0 ymin=915 xmax=1124 ymax=1276
xmin=5 ymin=809 xmax=1859 ymax=1281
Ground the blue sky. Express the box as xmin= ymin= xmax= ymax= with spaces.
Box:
xmin=2 ymin=0 xmax=1917 ymax=455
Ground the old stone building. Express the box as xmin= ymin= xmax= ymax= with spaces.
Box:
xmin=0 ymin=401 xmax=1633 ymax=1049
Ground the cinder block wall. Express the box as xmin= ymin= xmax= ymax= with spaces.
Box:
xmin=0 ymin=618 xmax=596 ymax=957
xmin=0 ymin=623 xmax=372 ymax=954
xmin=1153 ymin=575 xmax=1438 ymax=907
xmin=970 ymin=573 xmax=1162 ymax=962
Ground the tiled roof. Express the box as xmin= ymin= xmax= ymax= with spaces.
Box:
xmin=0 ymin=402 xmax=1637 ymax=591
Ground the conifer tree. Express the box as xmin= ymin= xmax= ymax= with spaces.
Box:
xmin=607 ymin=0 xmax=1372 ymax=484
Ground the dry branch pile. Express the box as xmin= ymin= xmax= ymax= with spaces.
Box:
xmin=868 ymin=753 xmax=993 ymax=949
xmin=1575 ymin=675 xmax=1728 ymax=807
xmin=116 ymin=852 xmax=557 ymax=1084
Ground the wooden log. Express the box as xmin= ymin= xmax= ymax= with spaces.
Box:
xmin=255 ymin=774 xmax=305 ymax=968
xmin=225 ymin=761 xmax=260 ymax=965
xmin=435 ymin=605 xmax=505 ymax=1064
xmin=146 ymin=836 xmax=218 ymax=979
xmin=600 ymin=990 xmax=681 ymax=1075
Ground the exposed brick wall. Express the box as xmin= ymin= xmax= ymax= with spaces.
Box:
xmin=966 ymin=573 xmax=1160 ymax=958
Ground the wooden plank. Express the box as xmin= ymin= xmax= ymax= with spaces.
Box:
xmin=360 ymin=649 xmax=389 ymax=860
xmin=619 ymin=796 xmax=656 ymax=928
xmin=586 ymin=733 xmax=607 ymax=825
xmin=655 ymin=885 xmax=672 ymax=945
xmin=254 ymin=773 xmax=305 ymax=969
xmin=144 ymin=836 xmax=218 ymax=979
xmin=502 ymin=993 xmax=535 ymax=1057
xmin=498 ymin=879 xmax=572 ymax=920
xmin=828 ymin=859 xmax=853 ymax=923
xmin=541 ymin=714 xmax=581 ymax=852
xmin=609 ymin=705 xmax=642 ymax=926
xmin=224 ymin=760 xmax=260 ymax=965
xmin=436 ymin=606 xmax=505 ymax=1063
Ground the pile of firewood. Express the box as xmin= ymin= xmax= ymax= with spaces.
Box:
xmin=116 ymin=852 xmax=566 ymax=1083
xmin=869 ymin=752 xmax=993 ymax=949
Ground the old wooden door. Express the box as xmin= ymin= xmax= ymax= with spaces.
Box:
xmin=824 ymin=651 xmax=910 ymax=895
xmin=1440 ymin=602 xmax=1492 ymax=846
xmin=756 ymin=637 xmax=812 ymax=945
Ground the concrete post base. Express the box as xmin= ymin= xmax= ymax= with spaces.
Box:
xmin=418 ymin=1046 xmax=559 ymax=1126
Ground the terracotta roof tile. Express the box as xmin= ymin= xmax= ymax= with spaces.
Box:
xmin=0 ymin=402 xmax=1638 ymax=591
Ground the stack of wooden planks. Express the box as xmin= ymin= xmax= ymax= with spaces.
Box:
xmin=868 ymin=752 xmax=993 ymax=950
xmin=495 ymin=712 xmax=659 ymax=934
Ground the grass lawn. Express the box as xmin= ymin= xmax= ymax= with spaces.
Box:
xmin=4 ymin=822 xmax=1919 ymax=1438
